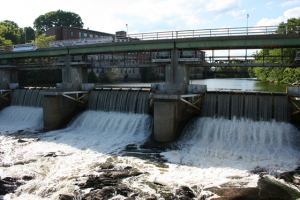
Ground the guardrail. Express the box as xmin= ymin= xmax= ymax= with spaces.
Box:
xmin=0 ymin=25 xmax=299 ymax=53
xmin=128 ymin=25 xmax=299 ymax=40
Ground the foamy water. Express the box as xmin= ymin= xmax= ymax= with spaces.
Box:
xmin=0 ymin=106 xmax=43 ymax=134
xmin=1 ymin=109 xmax=300 ymax=199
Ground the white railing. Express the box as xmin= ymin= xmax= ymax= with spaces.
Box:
xmin=128 ymin=25 xmax=296 ymax=40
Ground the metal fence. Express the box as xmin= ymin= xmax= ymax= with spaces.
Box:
xmin=128 ymin=25 xmax=299 ymax=40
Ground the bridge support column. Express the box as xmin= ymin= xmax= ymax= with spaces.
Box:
xmin=0 ymin=69 xmax=18 ymax=89
xmin=61 ymin=54 xmax=88 ymax=90
xmin=153 ymin=49 xmax=190 ymax=142
xmin=0 ymin=69 xmax=18 ymax=110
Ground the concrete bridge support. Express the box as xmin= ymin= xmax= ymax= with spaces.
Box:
xmin=0 ymin=69 xmax=18 ymax=89
xmin=0 ymin=69 xmax=18 ymax=110
xmin=43 ymin=54 xmax=88 ymax=130
xmin=154 ymin=49 xmax=190 ymax=142
xmin=61 ymin=55 xmax=88 ymax=90
xmin=43 ymin=95 xmax=80 ymax=130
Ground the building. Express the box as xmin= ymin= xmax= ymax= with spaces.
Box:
xmin=44 ymin=27 xmax=115 ymax=41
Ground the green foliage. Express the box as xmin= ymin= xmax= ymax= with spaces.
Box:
xmin=140 ymin=68 xmax=157 ymax=82
xmin=88 ymin=70 xmax=98 ymax=83
xmin=0 ymin=36 xmax=13 ymax=46
xmin=18 ymin=70 xmax=62 ymax=87
xmin=31 ymin=34 xmax=56 ymax=48
xmin=250 ymin=17 xmax=300 ymax=84
xmin=276 ymin=18 xmax=300 ymax=34
xmin=0 ymin=21 xmax=21 ymax=44
xmin=99 ymin=69 xmax=116 ymax=83
xmin=19 ymin=27 xmax=36 ymax=44
xmin=34 ymin=10 xmax=84 ymax=33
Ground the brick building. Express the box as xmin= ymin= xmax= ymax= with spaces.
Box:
xmin=44 ymin=27 xmax=115 ymax=41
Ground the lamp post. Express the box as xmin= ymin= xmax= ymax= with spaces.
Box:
xmin=126 ymin=24 xmax=129 ymax=41
xmin=24 ymin=28 xmax=27 ymax=44
xmin=247 ymin=14 xmax=249 ymax=35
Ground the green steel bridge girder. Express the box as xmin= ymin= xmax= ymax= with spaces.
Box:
xmin=1 ymin=34 xmax=300 ymax=60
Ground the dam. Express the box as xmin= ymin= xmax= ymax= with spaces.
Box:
xmin=1 ymin=25 xmax=300 ymax=199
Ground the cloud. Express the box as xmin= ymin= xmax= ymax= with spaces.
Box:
xmin=267 ymin=1 xmax=275 ymax=6
xmin=281 ymin=0 xmax=300 ymax=7
xmin=226 ymin=9 xmax=246 ymax=17
xmin=284 ymin=6 xmax=300 ymax=18
xmin=205 ymin=0 xmax=241 ymax=11
xmin=256 ymin=16 xmax=286 ymax=26
xmin=256 ymin=7 xmax=300 ymax=26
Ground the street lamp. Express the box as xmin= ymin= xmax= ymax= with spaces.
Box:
xmin=247 ymin=14 xmax=249 ymax=35
xmin=126 ymin=24 xmax=129 ymax=41
xmin=24 ymin=28 xmax=27 ymax=44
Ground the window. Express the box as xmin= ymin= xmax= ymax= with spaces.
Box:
xmin=84 ymin=32 xmax=88 ymax=38
xmin=79 ymin=32 xmax=82 ymax=38
xmin=90 ymin=33 xmax=94 ymax=38
xmin=95 ymin=34 xmax=99 ymax=38
xmin=64 ymin=31 xmax=67 ymax=37
xmin=71 ymin=31 xmax=74 ymax=36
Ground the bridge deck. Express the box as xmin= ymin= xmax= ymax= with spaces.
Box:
xmin=0 ymin=34 xmax=300 ymax=60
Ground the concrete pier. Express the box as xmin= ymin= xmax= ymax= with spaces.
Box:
xmin=43 ymin=95 xmax=81 ymax=130
xmin=153 ymin=49 xmax=191 ymax=142
xmin=43 ymin=54 xmax=88 ymax=130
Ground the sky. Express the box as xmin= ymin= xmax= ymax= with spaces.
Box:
xmin=1 ymin=0 xmax=300 ymax=35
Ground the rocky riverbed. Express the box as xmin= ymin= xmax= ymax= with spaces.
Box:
xmin=1 ymin=135 xmax=300 ymax=200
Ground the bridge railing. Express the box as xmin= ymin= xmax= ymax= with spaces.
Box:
xmin=128 ymin=25 xmax=299 ymax=40
xmin=0 ymin=25 xmax=299 ymax=53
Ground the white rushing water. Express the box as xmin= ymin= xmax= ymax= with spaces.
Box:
xmin=0 ymin=106 xmax=43 ymax=134
xmin=1 ymin=108 xmax=300 ymax=199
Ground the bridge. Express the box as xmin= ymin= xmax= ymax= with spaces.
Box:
xmin=0 ymin=25 xmax=300 ymax=142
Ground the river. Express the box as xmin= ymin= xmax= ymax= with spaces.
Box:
xmin=0 ymin=79 xmax=300 ymax=199
xmin=101 ymin=78 xmax=292 ymax=92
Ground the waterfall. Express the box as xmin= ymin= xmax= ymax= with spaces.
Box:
xmin=88 ymin=90 xmax=99 ymax=110
xmin=244 ymin=95 xmax=258 ymax=121
xmin=202 ymin=93 xmax=217 ymax=117
xmin=137 ymin=92 xmax=149 ymax=114
xmin=16 ymin=89 xmax=27 ymax=106
xmin=89 ymin=90 xmax=149 ymax=114
xmin=29 ymin=89 xmax=40 ymax=107
xmin=35 ymin=90 xmax=45 ymax=108
xmin=11 ymin=89 xmax=20 ymax=106
xmin=217 ymin=94 xmax=230 ymax=119
xmin=259 ymin=95 xmax=272 ymax=121
xmin=22 ymin=90 xmax=33 ymax=107
xmin=10 ymin=89 xmax=45 ymax=108
xmin=231 ymin=94 xmax=243 ymax=119
xmin=274 ymin=96 xmax=289 ymax=122
xmin=202 ymin=93 xmax=289 ymax=122
xmin=172 ymin=117 xmax=300 ymax=171
xmin=116 ymin=91 xmax=128 ymax=113
xmin=126 ymin=91 xmax=139 ymax=113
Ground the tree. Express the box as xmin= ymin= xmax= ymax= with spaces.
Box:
xmin=31 ymin=34 xmax=56 ymax=48
xmin=140 ymin=68 xmax=156 ymax=82
xmin=0 ymin=36 xmax=13 ymax=46
xmin=0 ymin=21 xmax=21 ymax=44
xmin=34 ymin=10 xmax=84 ymax=33
xmin=19 ymin=26 xmax=36 ymax=44
xmin=88 ymin=70 xmax=98 ymax=83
